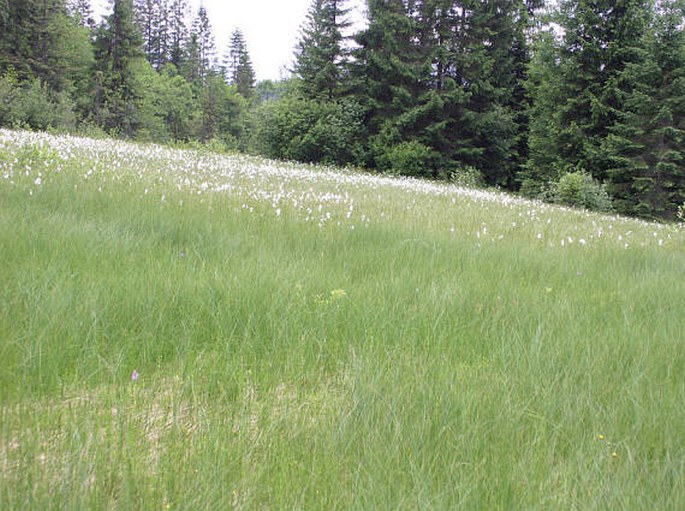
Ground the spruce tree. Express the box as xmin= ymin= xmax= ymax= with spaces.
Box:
xmin=0 ymin=0 xmax=8 ymax=26
xmin=190 ymin=6 xmax=215 ymax=81
xmin=555 ymin=0 xmax=649 ymax=180
xmin=611 ymin=0 xmax=685 ymax=219
xmin=94 ymin=0 xmax=143 ymax=136
xmin=168 ymin=0 xmax=189 ymax=69
xmin=133 ymin=0 xmax=158 ymax=66
xmin=355 ymin=0 xmax=530 ymax=183
xmin=0 ymin=0 xmax=36 ymax=78
xmin=132 ymin=0 xmax=170 ymax=69
xmin=521 ymin=29 xmax=566 ymax=195
xmin=33 ymin=0 xmax=69 ymax=86
xmin=354 ymin=0 xmax=422 ymax=140
xmin=294 ymin=0 xmax=352 ymax=99
xmin=0 ymin=0 xmax=66 ymax=83
xmin=525 ymin=0 xmax=652 ymax=206
xmin=67 ymin=0 xmax=94 ymax=28
xmin=225 ymin=29 xmax=255 ymax=99
xmin=0 ymin=0 xmax=93 ymax=93
xmin=451 ymin=0 xmax=527 ymax=186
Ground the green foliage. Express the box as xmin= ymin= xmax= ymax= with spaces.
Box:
xmin=134 ymin=0 xmax=169 ymax=69
xmin=0 ymin=72 xmax=76 ymax=130
xmin=185 ymin=5 xmax=215 ymax=84
xmin=254 ymin=95 xmax=366 ymax=166
xmin=523 ymin=0 xmax=678 ymax=218
xmin=11 ymin=143 xmax=62 ymax=171
xmin=94 ymin=0 xmax=144 ymax=137
xmin=353 ymin=0 xmax=529 ymax=187
xmin=449 ymin=164 xmax=486 ymax=189
xmin=254 ymin=79 xmax=291 ymax=103
xmin=609 ymin=0 xmax=685 ymax=220
xmin=374 ymin=140 xmax=438 ymax=177
xmin=3 ymin=0 xmax=685 ymax=223
xmin=550 ymin=171 xmax=614 ymax=212
xmin=294 ymin=0 xmax=351 ymax=99
xmin=225 ymin=29 xmax=256 ymax=100
xmin=194 ymin=73 xmax=248 ymax=149
xmin=134 ymin=62 xmax=195 ymax=142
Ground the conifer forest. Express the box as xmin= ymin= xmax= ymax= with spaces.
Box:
xmin=2 ymin=0 xmax=685 ymax=221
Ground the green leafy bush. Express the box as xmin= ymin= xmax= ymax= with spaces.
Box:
xmin=449 ymin=164 xmax=485 ymax=188
xmin=253 ymin=96 xmax=367 ymax=167
xmin=551 ymin=171 xmax=613 ymax=212
xmin=375 ymin=140 xmax=438 ymax=177
xmin=0 ymin=72 xmax=76 ymax=131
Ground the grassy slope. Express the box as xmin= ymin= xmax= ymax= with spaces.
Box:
xmin=1 ymin=130 xmax=684 ymax=509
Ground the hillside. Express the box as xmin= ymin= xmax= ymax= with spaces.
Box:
xmin=1 ymin=130 xmax=684 ymax=509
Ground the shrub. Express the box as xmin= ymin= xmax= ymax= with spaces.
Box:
xmin=375 ymin=140 xmax=438 ymax=177
xmin=449 ymin=164 xmax=485 ymax=188
xmin=552 ymin=171 xmax=613 ymax=212
xmin=0 ymin=72 xmax=77 ymax=131
xmin=253 ymin=96 xmax=366 ymax=167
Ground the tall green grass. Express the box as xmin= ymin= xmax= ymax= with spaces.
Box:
xmin=1 ymin=131 xmax=684 ymax=509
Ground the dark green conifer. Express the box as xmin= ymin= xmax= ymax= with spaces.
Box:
xmin=93 ymin=0 xmax=143 ymax=136
xmin=294 ymin=0 xmax=352 ymax=99
xmin=226 ymin=29 xmax=256 ymax=99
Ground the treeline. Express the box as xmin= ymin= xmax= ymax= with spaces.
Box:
xmin=2 ymin=0 xmax=685 ymax=221
xmin=1 ymin=0 xmax=256 ymax=148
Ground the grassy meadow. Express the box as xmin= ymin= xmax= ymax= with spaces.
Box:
xmin=1 ymin=129 xmax=684 ymax=509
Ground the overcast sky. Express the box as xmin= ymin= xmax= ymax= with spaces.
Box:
xmin=93 ymin=0 xmax=367 ymax=82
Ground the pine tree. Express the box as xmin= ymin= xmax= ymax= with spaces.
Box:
xmin=225 ymin=29 xmax=255 ymax=99
xmin=294 ymin=0 xmax=352 ymax=99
